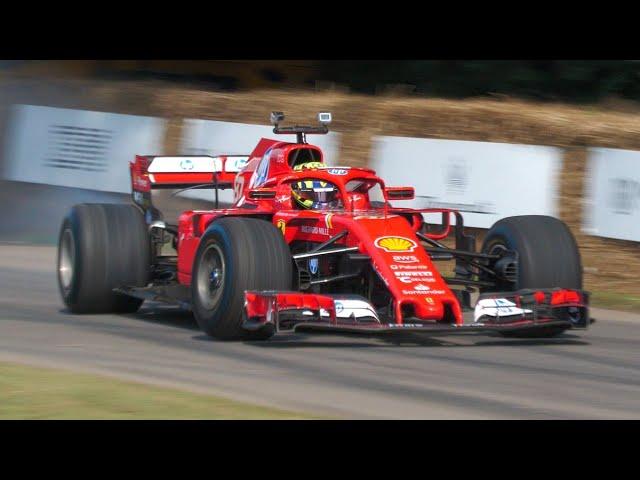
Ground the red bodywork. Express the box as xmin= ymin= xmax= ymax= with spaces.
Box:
xmin=129 ymin=136 xmax=588 ymax=331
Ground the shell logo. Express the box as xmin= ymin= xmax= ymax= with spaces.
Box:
xmin=276 ymin=219 xmax=286 ymax=236
xmin=374 ymin=236 xmax=418 ymax=253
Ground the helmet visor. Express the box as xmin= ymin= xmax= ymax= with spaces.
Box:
xmin=293 ymin=180 xmax=341 ymax=209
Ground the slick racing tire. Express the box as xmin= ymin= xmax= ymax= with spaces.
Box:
xmin=191 ymin=217 xmax=293 ymax=340
xmin=481 ymin=215 xmax=582 ymax=338
xmin=57 ymin=204 xmax=150 ymax=314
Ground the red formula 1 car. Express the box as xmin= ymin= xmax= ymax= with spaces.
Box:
xmin=57 ymin=112 xmax=589 ymax=340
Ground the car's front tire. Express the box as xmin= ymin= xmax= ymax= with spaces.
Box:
xmin=481 ymin=215 xmax=583 ymax=338
xmin=191 ymin=217 xmax=293 ymax=340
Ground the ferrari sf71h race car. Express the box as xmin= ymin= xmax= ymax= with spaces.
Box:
xmin=57 ymin=112 xmax=589 ymax=341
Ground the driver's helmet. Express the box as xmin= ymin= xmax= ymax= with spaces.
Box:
xmin=291 ymin=179 xmax=341 ymax=210
xmin=293 ymin=161 xmax=323 ymax=172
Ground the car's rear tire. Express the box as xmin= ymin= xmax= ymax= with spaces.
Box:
xmin=191 ymin=217 xmax=293 ymax=340
xmin=481 ymin=215 xmax=582 ymax=338
xmin=57 ymin=204 xmax=150 ymax=314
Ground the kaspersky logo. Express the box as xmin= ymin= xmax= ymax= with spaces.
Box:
xmin=375 ymin=236 xmax=418 ymax=253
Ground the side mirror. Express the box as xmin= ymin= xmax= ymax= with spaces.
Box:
xmin=248 ymin=188 xmax=277 ymax=200
xmin=385 ymin=186 xmax=415 ymax=200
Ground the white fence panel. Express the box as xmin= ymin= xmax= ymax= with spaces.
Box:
xmin=370 ymin=136 xmax=562 ymax=229
xmin=583 ymin=147 xmax=640 ymax=241
xmin=3 ymin=104 xmax=166 ymax=194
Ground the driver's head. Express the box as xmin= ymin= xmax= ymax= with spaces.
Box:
xmin=291 ymin=179 xmax=341 ymax=210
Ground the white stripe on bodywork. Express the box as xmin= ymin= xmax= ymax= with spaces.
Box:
xmin=148 ymin=156 xmax=223 ymax=173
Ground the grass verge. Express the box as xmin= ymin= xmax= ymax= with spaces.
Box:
xmin=590 ymin=291 xmax=640 ymax=315
xmin=0 ymin=361 xmax=318 ymax=419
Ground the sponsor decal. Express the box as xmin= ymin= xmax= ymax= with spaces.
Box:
xmin=252 ymin=148 xmax=272 ymax=187
xmin=375 ymin=236 xmax=418 ymax=253
xmin=413 ymin=284 xmax=430 ymax=291
xmin=394 ymin=271 xmax=435 ymax=284
xmin=180 ymin=158 xmax=194 ymax=171
xmin=390 ymin=264 xmax=430 ymax=270
xmin=309 ymin=258 xmax=319 ymax=275
xmin=394 ymin=271 xmax=433 ymax=277
xmin=392 ymin=255 xmax=419 ymax=263
xmin=330 ymin=299 xmax=380 ymax=321
xmin=225 ymin=156 xmax=249 ymax=172
xmin=473 ymin=298 xmax=533 ymax=323
xmin=301 ymin=225 xmax=329 ymax=236
xmin=402 ymin=289 xmax=446 ymax=295
xmin=387 ymin=323 xmax=425 ymax=328
xmin=399 ymin=277 xmax=430 ymax=284
xmin=276 ymin=219 xmax=286 ymax=235
xmin=398 ymin=277 xmax=436 ymax=284
xmin=328 ymin=168 xmax=348 ymax=176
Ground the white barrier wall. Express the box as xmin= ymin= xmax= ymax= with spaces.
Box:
xmin=2 ymin=105 xmax=167 ymax=193
xmin=370 ymin=136 xmax=562 ymax=229
xmin=179 ymin=118 xmax=342 ymax=203
xmin=583 ymin=148 xmax=640 ymax=241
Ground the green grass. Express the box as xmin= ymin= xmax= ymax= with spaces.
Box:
xmin=0 ymin=361 xmax=318 ymax=419
xmin=590 ymin=291 xmax=640 ymax=315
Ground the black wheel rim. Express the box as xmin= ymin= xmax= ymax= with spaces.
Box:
xmin=197 ymin=243 xmax=226 ymax=311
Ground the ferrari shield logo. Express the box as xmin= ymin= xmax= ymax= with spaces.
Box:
xmin=276 ymin=219 xmax=286 ymax=235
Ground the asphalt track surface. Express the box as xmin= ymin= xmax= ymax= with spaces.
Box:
xmin=2 ymin=244 xmax=640 ymax=419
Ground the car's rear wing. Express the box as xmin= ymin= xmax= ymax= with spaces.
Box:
xmin=130 ymin=155 xmax=248 ymax=192
xmin=129 ymin=154 xmax=249 ymax=218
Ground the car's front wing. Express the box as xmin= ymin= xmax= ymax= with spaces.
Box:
xmin=242 ymin=288 xmax=590 ymax=336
